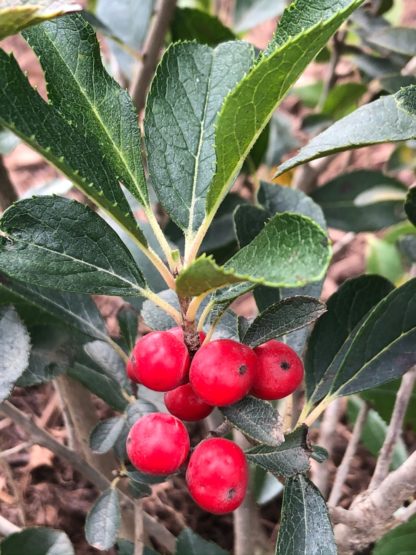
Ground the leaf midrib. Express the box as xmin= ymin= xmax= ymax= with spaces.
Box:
xmin=33 ymin=26 xmax=148 ymax=207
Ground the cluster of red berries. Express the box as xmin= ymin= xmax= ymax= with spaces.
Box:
xmin=125 ymin=327 xmax=304 ymax=514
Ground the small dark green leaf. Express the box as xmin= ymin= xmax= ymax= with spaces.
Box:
xmin=84 ymin=340 xmax=130 ymax=391
xmin=89 ymin=417 xmax=126 ymax=454
xmin=311 ymin=445 xmax=328 ymax=463
xmin=242 ymin=296 xmax=326 ymax=348
xmin=128 ymin=479 xmax=152 ymax=499
xmin=276 ymin=474 xmax=336 ymax=555
xmin=117 ymin=305 xmax=138 ymax=351
xmin=171 ymin=8 xmax=234 ymax=45
xmin=0 ymin=527 xmax=74 ymax=555
xmin=67 ymin=363 xmax=128 ymax=412
xmin=373 ymin=516 xmax=416 ymax=555
xmin=367 ymin=27 xmax=416 ymax=56
xmin=305 ymin=275 xmax=394 ymax=403
xmin=221 ymin=396 xmax=283 ymax=446
xmin=126 ymin=468 xmax=167 ymax=485
xmin=312 ymin=170 xmax=407 ymax=232
xmin=246 ymin=426 xmax=310 ymax=478
xmin=0 ymin=197 xmax=146 ymax=297
xmin=276 ymin=86 xmax=416 ymax=176
xmin=0 ymin=306 xmax=30 ymax=402
xmin=175 ymin=528 xmax=228 ymax=555
xmin=85 ymin=488 xmax=120 ymax=550
xmin=126 ymin=399 xmax=158 ymax=427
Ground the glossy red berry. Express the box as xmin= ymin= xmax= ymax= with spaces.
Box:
xmin=252 ymin=340 xmax=304 ymax=400
xmin=164 ymin=383 xmax=213 ymax=422
xmin=189 ymin=339 xmax=257 ymax=406
xmin=168 ymin=326 xmax=206 ymax=344
xmin=128 ymin=331 xmax=190 ymax=391
xmin=186 ymin=438 xmax=248 ymax=514
xmin=126 ymin=413 xmax=190 ymax=475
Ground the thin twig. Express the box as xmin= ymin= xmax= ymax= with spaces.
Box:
xmin=0 ymin=515 xmax=21 ymax=537
xmin=134 ymin=500 xmax=145 ymax=555
xmin=328 ymin=402 xmax=369 ymax=507
xmin=130 ymin=0 xmax=177 ymax=113
xmin=0 ymin=401 xmax=176 ymax=553
xmin=369 ymin=368 xmax=416 ymax=491
xmin=0 ymin=441 xmax=31 ymax=458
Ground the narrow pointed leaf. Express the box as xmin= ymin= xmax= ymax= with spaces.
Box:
xmin=145 ymin=41 xmax=254 ymax=232
xmin=24 ymin=15 xmax=149 ymax=209
xmin=0 ymin=0 xmax=81 ymax=40
xmin=221 ymin=396 xmax=283 ymax=446
xmin=206 ymin=0 xmax=364 ymax=221
xmin=172 ymin=8 xmax=235 ymax=45
xmin=367 ymin=27 xmax=416 ymax=56
xmin=0 ymin=306 xmax=31 ymax=402
xmin=276 ymin=86 xmax=416 ymax=176
xmin=0 ymin=42 xmax=143 ymax=243
xmin=305 ymin=275 xmax=394 ymax=403
xmin=84 ymin=340 xmax=130 ymax=391
xmin=175 ymin=529 xmax=228 ymax=555
xmin=0 ymin=197 xmax=146 ymax=297
xmin=0 ymin=527 xmax=74 ymax=555
xmin=242 ymin=297 xmax=326 ymax=348
xmin=90 ymin=417 xmax=126 ymax=454
xmin=276 ymin=474 xmax=336 ymax=555
xmin=85 ymin=488 xmax=121 ymax=550
xmin=246 ymin=426 xmax=310 ymax=477
xmin=177 ymin=213 xmax=331 ymax=296
xmin=117 ymin=305 xmax=138 ymax=351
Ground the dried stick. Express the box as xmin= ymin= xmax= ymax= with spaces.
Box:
xmin=0 ymin=401 xmax=176 ymax=553
xmin=0 ymin=515 xmax=21 ymax=537
xmin=328 ymin=402 xmax=368 ymax=507
xmin=311 ymin=398 xmax=344 ymax=497
xmin=130 ymin=0 xmax=177 ymax=113
xmin=369 ymin=368 xmax=416 ymax=491
xmin=134 ymin=500 xmax=145 ymax=555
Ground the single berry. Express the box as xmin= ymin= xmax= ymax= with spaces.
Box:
xmin=252 ymin=340 xmax=304 ymax=400
xmin=189 ymin=339 xmax=257 ymax=406
xmin=126 ymin=413 xmax=190 ymax=475
xmin=165 ymin=383 xmax=213 ymax=422
xmin=128 ymin=331 xmax=190 ymax=391
xmin=168 ymin=326 xmax=206 ymax=344
xmin=186 ymin=438 xmax=248 ymax=514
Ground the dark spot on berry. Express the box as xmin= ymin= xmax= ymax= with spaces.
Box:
xmin=238 ymin=364 xmax=247 ymax=375
xmin=227 ymin=487 xmax=236 ymax=500
xmin=280 ymin=360 xmax=290 ymax=370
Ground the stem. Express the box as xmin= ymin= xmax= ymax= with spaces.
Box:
xmin=186 ymin=292 xmax=210 ymax=323
xmin=144 ymin=208 xmax=178 ymax=275
xmin=134 ymin=500 xmax=145 ymax=555
xmin=107 ymin=337 xmax=129 ymax=364
xmin=302 ymin=397 xmax=335 ymax=428
xmin=130 ymin=0 xmax=177 ymax=113
xmin=282 ymin=394 xmax=293 ymax=433
xmin=328 ymin=402 xmax=368 ymax=507
xmin=142 ymin=288 xmax=182 ymax=324
xmin=197 ymin=299 xmax=214 ymax=331
xmin=369 ymin=367 xmax=416 ymax=491
xmin=184 ymin=218 xmax=211 ymax=266
xmin=179 ymin=296 xmax=201 ymax=355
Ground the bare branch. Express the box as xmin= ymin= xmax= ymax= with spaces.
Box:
xmin=328 ymin=402 xmax=368 ymax=507
xmin=369 ymin=367 xmax=416 ymax=491
xmin=134 ymin=500 xmax=145 ymax=555
xmin=130 ymin=0 xmax=177 ymax=113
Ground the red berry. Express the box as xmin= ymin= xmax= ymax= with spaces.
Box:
xmin=252 ymin=340 xmax=304 ymax=400
xmin=186 ymin=438 xmax=248 ymax=514
xmin=126 ymin=413 xmax=190 ymax=475
xmin=189 ymin=339 xmax=257 ymax=406
xmin=164 ymin=383 xmax=213 ymax=422
xmin=128 ymin=331 xmax=190 ymax=391
xmin=168 ymin=326 xmax=206 ymax=344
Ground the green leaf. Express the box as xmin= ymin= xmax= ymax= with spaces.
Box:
xmin=0 ymin=527 xmax=74 ymax=555
xmin=276 ymin=86 xmax=416 ymax=176
xmin=405 ymin=187 xmax=416 ymax=227
xmin=171 ymin=8 xmax=235 ymax=45
xmin=84 ymin=340 xmax=130 ymax=392
xmin=308 ymin=279 xmax=416 ymax=403
xmin=373 ymin=516 xmax=416 ymax=555
xmin=367 ymin=26 xmax=416 ymax=56
xmin=24 ymin=15 xmax=149 ymax=209
xmin=175 ymin=529 xmax=228 ymax=555
xmin=233 ymin=0 xmax=285 ymax=33
xmin=348 ymin=397 xmax=407 ymax=470
xmin=116 ymin=539 xmax=160 ymax=555
xmin=221 ymin=396 xmax=283 ymax=446
xmin=276 ymin=474 xmax=336 ymax=555
xmin=144 ymin=41 xmax=255 ymax=232
xmin=0 ymin=197 xmax=146 ymax=297
xmin=247 ymin=426 xmax=310 ymax=478
xmin=0 ymin=306 xmax=31 ymax=402
xmin=366 ymin=237 xmax=404 ymax=283
xmin=0 ymin=277 xmax=108 ymax=342
xmin=0 ymin=30 xmax=143 ymax=243
xmin=117 ymin=305 xmax=138 ymax=351
xmin=126 ymin=469 xmax=167 ymax=485
xmin=242 ymin=296 xmax=326 ymax=348
xmin=67 ymin=363 xmax=128 ymax=412
xmin=85 ymin=488 xmax=120 ymax=550
xmin=178 ymin=212 xmax=330 ymax=296
xmin=311 ymin=170 xmax=407 ymax=232
xmin=305 ymin=275 xmax=394 ymax=404
xmin=89 ymin=416 xmax=126 ymax=454
xmin=207 ymin=0 xmax=364 ymax=221
xmin=321 ymin=82 xmax=367 ymax=120
xmin=361 ymin=379 xmax=416 ymax=426
xmin=0 ymin=0 xmax=80 ymax=40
